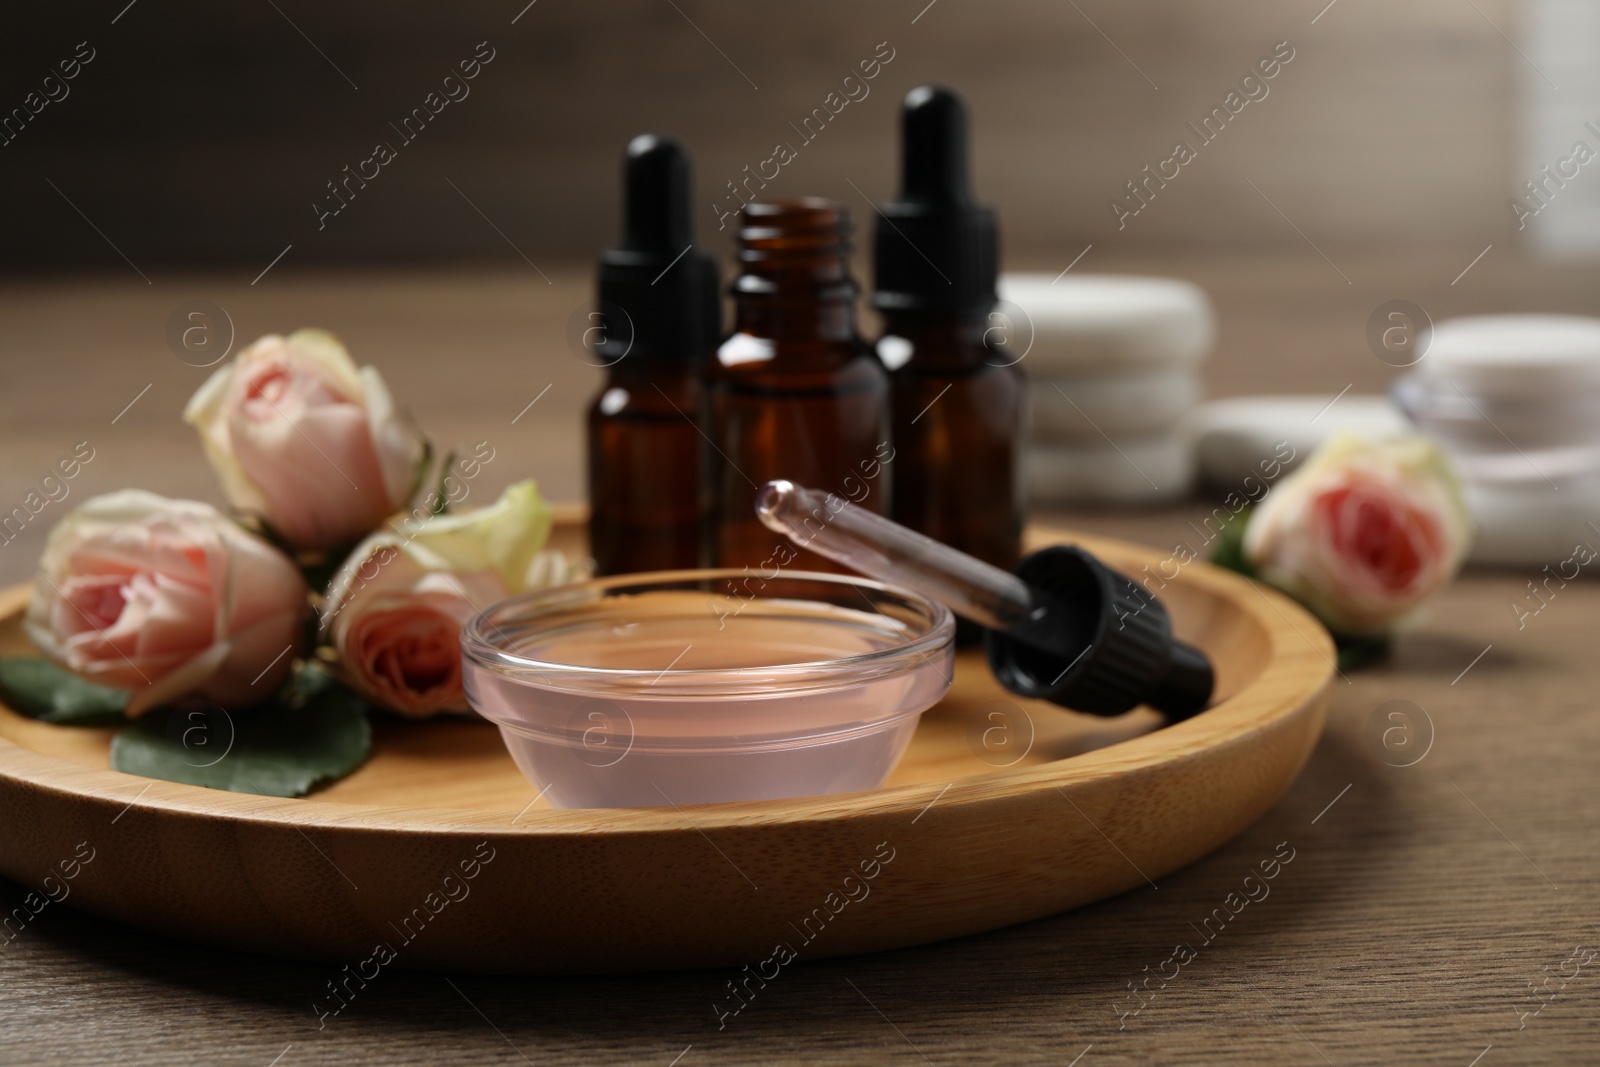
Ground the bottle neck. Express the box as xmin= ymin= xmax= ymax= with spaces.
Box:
xmin=728 ymin=199 xmax=862 ymax=346
xmin=879 ymin=306 xmax=997 ymax=368
xmin=604 ymin=353 xmax=698 ymax=386
xmin=733 ymin=275 xmax=860 ymax=343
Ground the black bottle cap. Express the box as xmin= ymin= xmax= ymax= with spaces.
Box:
xmin=984 ymin=546 xmax=1215 ymax=721
xmin=596 ymin=134 xmax=721 ymax=364
xmin=873 ymin=86 xmax=998 ymax=315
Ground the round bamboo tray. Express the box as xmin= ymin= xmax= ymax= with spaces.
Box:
xmin=0 ymin=513 xmax=1332 ymax=973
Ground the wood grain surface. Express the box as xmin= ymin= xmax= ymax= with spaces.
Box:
xmin=0 ymin=262 xmax=1596 ymax=1064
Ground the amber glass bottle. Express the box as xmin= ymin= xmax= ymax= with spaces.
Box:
xmin=703 ymin=199 xmax=890 ymax=572
xmin=586 ymin=134 xmax=720 ymax=575
xmin=875 ymin=87 xmax=1022 ymax=637
xmin=880 ymin=309 xmax=1022 ymax=567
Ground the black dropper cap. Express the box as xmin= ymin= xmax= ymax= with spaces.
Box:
xmin=873 ymin=86 xmax=998 ymax=315
xmin=595 ymin=134 xmax=720 ymax=365
xmin=984 ymin=547 xmax=1214 ymax=720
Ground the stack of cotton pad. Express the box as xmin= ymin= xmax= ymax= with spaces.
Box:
xmin=1392 ymin=314 xmax=1600 ymax=566
xmin=1000 ymin=273 xmax=1214 ymax=504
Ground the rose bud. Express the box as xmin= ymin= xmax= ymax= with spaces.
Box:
xmin=25 ymin=490 xmax=310 ymax=716
xmin=1242 ymin=434 xmax=1472 ymax=634
xmin=322 ymin=480 xmax=581 ymax=717
xmin=183 ymin=329 xmax=425 ymax=552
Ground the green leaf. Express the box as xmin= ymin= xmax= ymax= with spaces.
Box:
xmin=432 ymin=457 xmax=457 ymax=515
xmin=285 ymin=659 xmax=339 ymax=704
xmin=1209 ymin=506 xmax=1257 ymax=578
xmin=0 ymin=658 xmax=129 ymax=726
xmin=230 ymin=513 xmax=349 ymax=595
xmin=1335 ymin=632 xmax=1391 ymax=672
xmin=406 ymin=432 xmax=440 ymax=514
xmin=294 ymin=546 xmax=357 ymax=598
xmin=110 ymin=675 xmax=371 ymax=797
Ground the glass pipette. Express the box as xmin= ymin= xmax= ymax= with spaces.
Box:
xmin=755 ymin=479 xmax=1213 ymax=719
xmin=756 ymin=479 xmax=1037 ymax=632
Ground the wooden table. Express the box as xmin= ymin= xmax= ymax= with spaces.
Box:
xmin=1 ymin=257 xmax=1596 ymax=1065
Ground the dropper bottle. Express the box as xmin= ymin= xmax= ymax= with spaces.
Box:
xmin=874 ymin=86 xmax=1024 ymax=638
xmin=757 ymin=480 xmax=1213 ymax=720
xmin=586 ymin=134 xmax=721 ymax=575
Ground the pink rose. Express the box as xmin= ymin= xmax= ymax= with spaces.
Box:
xmin=25 ymin=490 xmax=310 ymax=716
xmin=1243 ymin=434 xmax=1472 ymax=634
xmin=184 ymin=329 xmax=424 ymax=552
xmin=322 ymin=481 xmax=576 ymax=717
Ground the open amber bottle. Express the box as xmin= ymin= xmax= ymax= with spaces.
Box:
xmin=702 ymin=200 xmax=890 ymax=572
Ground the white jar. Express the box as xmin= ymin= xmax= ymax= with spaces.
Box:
xmin=1392 ymin=314 xmax=1600 ymax=485
xmin=1391 ymin=314 xmax=1600 ymax=565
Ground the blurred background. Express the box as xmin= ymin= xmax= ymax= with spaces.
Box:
xmin=3 ymin=0 xmax=1599 ymax=574
xmin=3 ymin=0 xmax=1588 ymax=263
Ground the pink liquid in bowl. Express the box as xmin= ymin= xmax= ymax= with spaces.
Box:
xmin=460 ymin=572 xmax=955 ymax=808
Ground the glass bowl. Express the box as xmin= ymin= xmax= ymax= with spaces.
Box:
xmin=460 ymin=570 xmax=955 ymax=809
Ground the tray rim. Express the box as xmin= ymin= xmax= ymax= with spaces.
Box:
xmin=0 ymin=522 xmax=1335 ymax=836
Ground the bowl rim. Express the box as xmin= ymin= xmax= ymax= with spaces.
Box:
xmin=460 ymin=568 xmax=956 ymax=691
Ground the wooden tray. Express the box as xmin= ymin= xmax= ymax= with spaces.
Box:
xmin=0 ymin=515 xmax=1333 ymax=974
